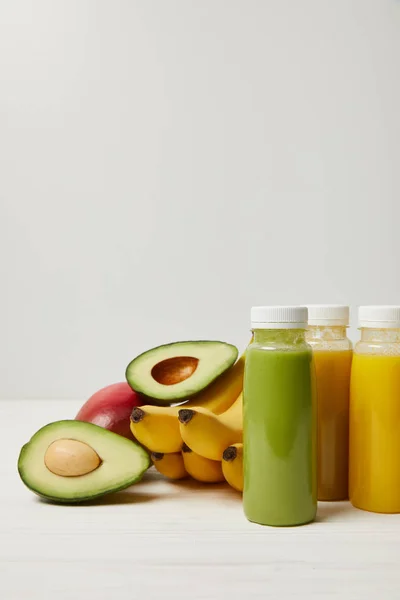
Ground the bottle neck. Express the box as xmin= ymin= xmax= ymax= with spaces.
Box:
xmin=360 ymin=328 xmax=400 ymax=343
xmin=307 ymin=325 xmax=348 ymax=341
xmin=252 ymin=328 xmax=307 ymax=344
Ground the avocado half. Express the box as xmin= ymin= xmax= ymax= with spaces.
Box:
xmin=125 ymin=340 xmax=238 ymax=404
xmin=18 ymin=420 xmax=150 ymax=503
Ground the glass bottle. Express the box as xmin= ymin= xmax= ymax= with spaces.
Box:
xmin=243 ymin=306 xmax=317 ymax=526
xmin=306 ymin=305 xmax=352 ymax=501
xmin=349 ymin=306 xmax=400 ymax=513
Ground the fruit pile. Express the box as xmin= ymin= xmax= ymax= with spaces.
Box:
xmin=18 ymin=340 xmax=245 ymax=504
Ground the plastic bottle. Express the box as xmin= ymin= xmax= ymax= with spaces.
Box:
xmin=306 ymin=305 xmax=352 ymax=501
xmin=243 ymin=306 xmax=317 ymax=526
xmin=349 ymin=306 xmax=400 ymax=513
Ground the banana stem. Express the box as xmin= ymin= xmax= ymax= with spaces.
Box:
xmin=178 ymin=409 xmax=195 ymax=424
xmin=151 ymin=452 xmax=164 ymax=461
xmin=131 ymin=408 xmax=145 ymax=423
xmin=223 ymin=446 xmax=237 ymax=462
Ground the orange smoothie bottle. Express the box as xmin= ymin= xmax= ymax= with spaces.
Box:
xmin=306 ymin=305 xmax=352 ymax=501
xmin=349 ymin=306 xmax=400 ymax=513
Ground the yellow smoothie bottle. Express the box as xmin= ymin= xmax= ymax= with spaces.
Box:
xmin=306 ymin=305 xmax=352 ymax=501
xmin=349 ymin=306 xmax=400 ymax=513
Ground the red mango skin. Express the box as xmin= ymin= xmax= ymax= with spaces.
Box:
xmin=75 ymin=382 xmax=143 ymax=440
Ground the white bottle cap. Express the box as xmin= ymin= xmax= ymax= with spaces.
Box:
xmin=251 ymin=306 xmax=308 ymax=329
xmin=307 ymin=305 xmax=349 ymax=326
xmin=359 ymin=306 xmax=400 ymax=329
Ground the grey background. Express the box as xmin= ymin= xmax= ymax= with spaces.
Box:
xmin=1 ymin=0 xmax=399 ymax=399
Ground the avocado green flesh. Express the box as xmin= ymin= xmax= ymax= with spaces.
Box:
xmin=125 ymin=340 xmax=238 ymax=403
xmin=18 ymin=420 xmax=150 ymax=503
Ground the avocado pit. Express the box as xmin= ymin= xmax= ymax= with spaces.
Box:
xmin=44 ymin=438 xmax=102 ymax=477
xmin=151 ymin=356 xmax=199 ymax=386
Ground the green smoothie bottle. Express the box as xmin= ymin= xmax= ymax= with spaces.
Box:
xmin=243 ymin=306 xmax=317 ymax=526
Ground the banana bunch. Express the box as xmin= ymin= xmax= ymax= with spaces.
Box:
xmin=130 ymin=357 xmax=244 ymax=492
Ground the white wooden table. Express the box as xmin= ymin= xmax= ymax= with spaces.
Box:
xmin=1 ymin=400 xmax=400 ymax=600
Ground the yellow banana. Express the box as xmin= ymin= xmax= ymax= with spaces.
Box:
xmin=184 ymin=354 xmax=245 ymax=414
xmin=178 ymin=393 xmax=243 ymax=461
xmin=181 ymin=443 xmax=224 ymax=483
xmin=222 ymin=443 xmax=243 ymax=492
xmin=131 ymin=406 xmax=182 ymax=453
xmin=130 ymin=355 xmax=244 ymax=453
xmin=151 ymin=451 xmax=188 ymax=480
